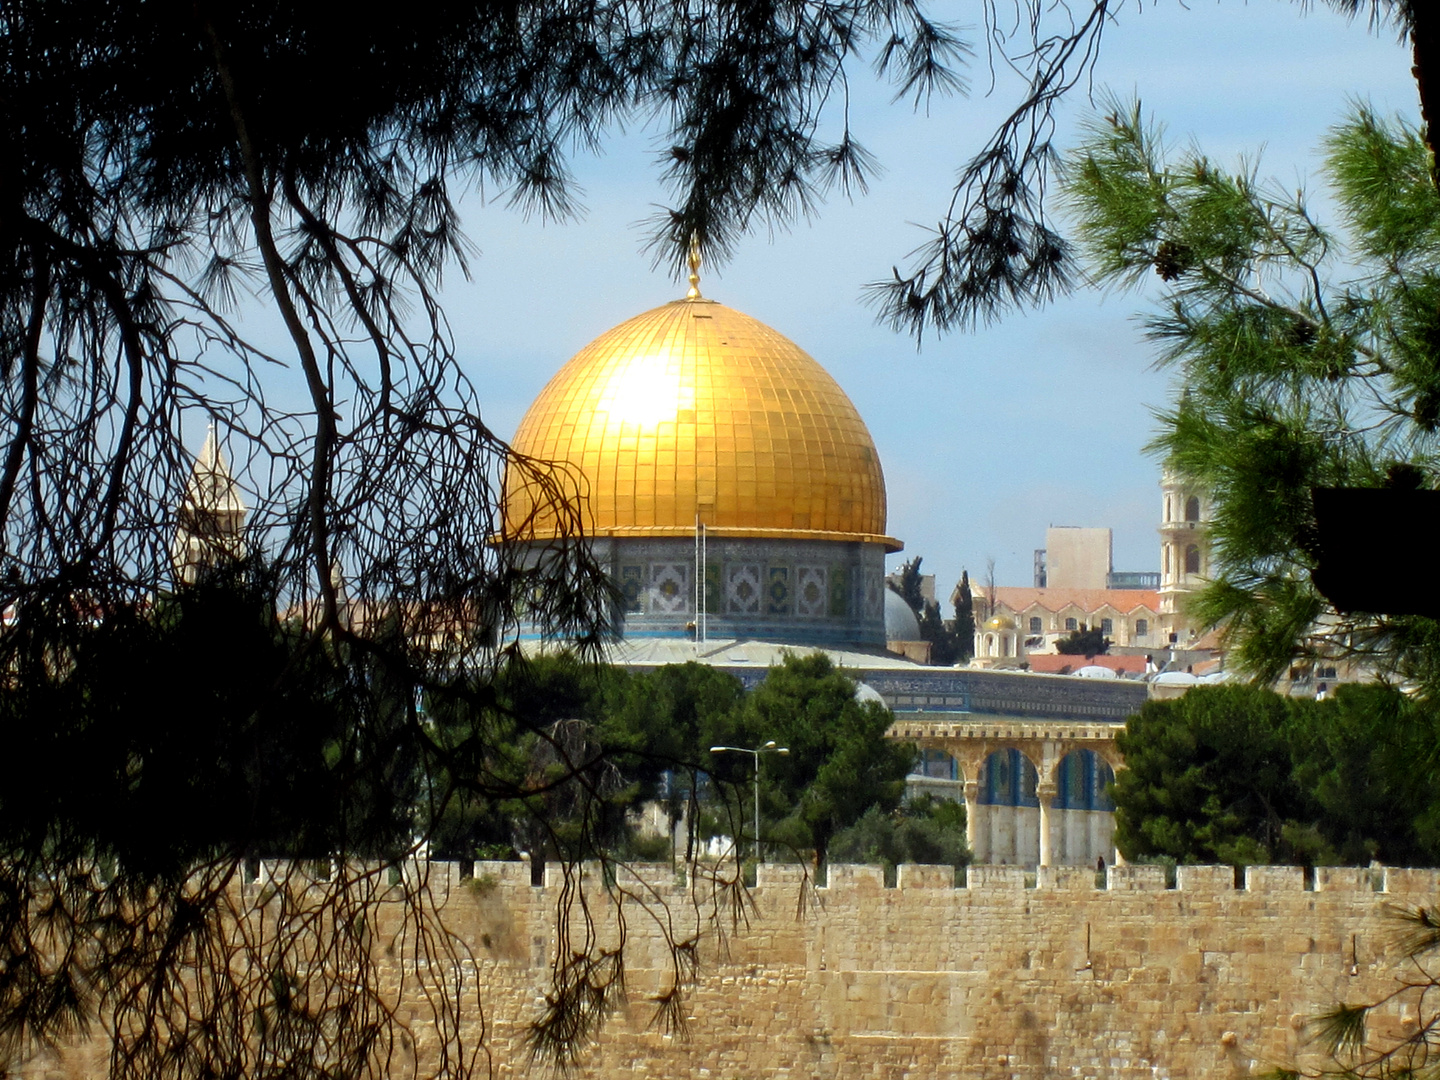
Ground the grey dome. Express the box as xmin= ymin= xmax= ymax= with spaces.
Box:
xmin=884 ymin=588 xmax=922 ymax=641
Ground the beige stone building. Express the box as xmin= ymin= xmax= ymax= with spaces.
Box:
xmin=972 ymin=585 xmax=1162 ymax=664
xmin=1159 ymin=466 xmax=1211 ymax=645
xmin=967 ymin=467 xmax=1213 ymax=668
xmin=1039 ymin=525 xmax=1112 ymax=589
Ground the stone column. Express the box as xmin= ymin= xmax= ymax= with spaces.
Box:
xmin=963 ymin=779 xmax=980 ymax=861
xmin=1037 ymin=783 xmax=1056 ymax=867
xmin=1108 ymin=758 xmax=1127 ymax=865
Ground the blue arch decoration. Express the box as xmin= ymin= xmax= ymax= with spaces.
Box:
xmin=977 ymin=748 xmax=1039 ymax=807
xmin=1051 ymin=749 xmax=1115 ymax=811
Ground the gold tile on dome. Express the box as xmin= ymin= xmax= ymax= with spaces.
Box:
xmin=502 ymin=297 xmax=892 ymax=545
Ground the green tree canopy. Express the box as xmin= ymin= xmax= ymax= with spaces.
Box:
xmin=953 ymin=570 xmax=976 ymax=662
xmin=888 ymin=556 xmax=963 ymax=664
xmin=599 ymin=662 xmax=747 ymax=860
xmin=1054 ymin=623 xmax=1109 ymax=656
xmin=740 ymin=653 xmax=914 ymax=868
xmin=1063 ymin=103 xmax=1440 ymax=690
xmin=827 ymin=796 xmax=970 ymax=875
xmin=1113 ymin=683 xmax=1440 ymax=867
xmin=1113 ymin=685 xmax=1315 ymax=866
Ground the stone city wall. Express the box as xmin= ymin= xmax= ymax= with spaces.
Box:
xmin=393 ymin=860 xmax=1438 ymax=1080
xmin=37 ymin=860 xmax=1440 ymax=1080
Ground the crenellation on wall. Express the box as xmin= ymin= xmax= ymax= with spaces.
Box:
xmin=823 ymin=864 xmax=884 ymax=890
xmin=895 ymin=863 xmax=953 ymax=889
xmin=1176 ymin=864 xmax=1236 ymax=892
xmin=474 ymin=859 xmax=531 ymax=887
xmin=1246 ymin=865 xmax=1305 ymax=892
xmin=1037 ymin=864 xmax=1095 ymax=890
xmin=966 ymin=864 xmax=1027 ymax=890
xmin=613 ymin=862 xmax=683 ymax=895
xmin=398 ymin=861 xmax=1420 ymax=901
xmin=1107 ymin=864 xmax=1166 ymax=891
xmin=755 ymin=862 xmax=807 ymax=889
xmin=1316 ymin=866 xmax=1380 ymax=892
xmin=1385 ymin=867 xmax=1440 ymax=894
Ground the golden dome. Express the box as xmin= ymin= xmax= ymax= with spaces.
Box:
xmin=984 ymin=615 xmax=1016 ymax=632
xmin=505 ymin=296 xmax=898 ymax=550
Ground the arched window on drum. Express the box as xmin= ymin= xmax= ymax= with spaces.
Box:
xmin=977 ymin=748 xmax=1039 ymax=807
xmin=1050 ymin=749 xmax=1115 ymax=811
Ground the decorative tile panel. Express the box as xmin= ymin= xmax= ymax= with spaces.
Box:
xmin=703 ymin=562 xmax=722 ymax=615
xmin=650 ymin=563 xmax=690 ymax=615
xmin=828 ymin=565 xmax=849 ymax=618
xmin=726 ymin=563 xmax=762 ymax=614
xmin=766 ymin=566 xmax=791 ymax=616
xmin=796 ymin=566 xmax=827 ymax=617
xmin=863 ymin=567 xmax=883 ymax=621
xmin=620 ymin=565 xmax=644 ymax=613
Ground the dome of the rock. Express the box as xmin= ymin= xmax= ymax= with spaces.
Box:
xmin=504 ymin=297 xmax=896 ymax=547
xmin=505 ymin=286 xmax=900 ymax=648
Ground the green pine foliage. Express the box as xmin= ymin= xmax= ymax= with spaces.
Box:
xmin=1054 ymin=624 xmax=1109 ymax=656
xmin=1112 ymin=683 xmax=1440 ymax=867
xmin=827 ymin=796 xmax=970 ymax=874
xmin=888 ymin=556 xmax=965 ymax=664
xmin=426 ymin=652 xmax=925 ymax=871
xmin=953 ymin=570 xmax=976 ymax=661
xmin=1063 ymin=102 xmax=1440 ymax=690
xmin=742 ymin=653 xmax=917 ymax=868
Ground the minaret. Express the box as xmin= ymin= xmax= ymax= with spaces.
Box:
xmin=171 ymin=426 xmax=247 ymax=586
xmin=1157 ymin=466 xmax=1209 ymax=644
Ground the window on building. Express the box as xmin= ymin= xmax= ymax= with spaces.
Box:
xmin=1135 ymin=618 xmax=1149 ymax=637
xmin=1185 ymin=544 xmax=1201 ymax=574
xmin=1100 ymin=618 xmax=1113 ymax=635
xmin=1064 ymin=617 xmax=1077 ymax=631
xmin=1163 ymin=547 xmax=1170 ymax=575
xmin=1029 ymin=616 xmax=1042 ymax=634
xmin=1185 ymin=495 xmax=1201 ymax=522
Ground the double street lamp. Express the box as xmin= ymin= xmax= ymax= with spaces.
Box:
xmin=709 ymin=740 xmax=789 ymax=861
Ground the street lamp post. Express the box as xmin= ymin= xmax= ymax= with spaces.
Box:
xmin=709 ymin=740 xmax=789 ymax=861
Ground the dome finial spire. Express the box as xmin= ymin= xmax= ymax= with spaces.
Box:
xmin=685 ymin=232 xmax=702 ymax=299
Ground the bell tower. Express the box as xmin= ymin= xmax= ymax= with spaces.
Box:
xmin=1158 ymin=467 xmax=1208 ymax=644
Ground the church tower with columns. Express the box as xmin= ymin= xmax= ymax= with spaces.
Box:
xmin=1158 ymin=466 xmax=1210 ymax=645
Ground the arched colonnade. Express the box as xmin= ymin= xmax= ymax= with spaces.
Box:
xmin=897 ymin=717 xmax=1127 ymax=868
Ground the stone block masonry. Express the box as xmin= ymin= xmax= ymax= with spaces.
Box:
xmin=35 ymin=860 xmax=1438 ymax=1079
xmin=388 ymin=861 xmax=1433 ymax=1079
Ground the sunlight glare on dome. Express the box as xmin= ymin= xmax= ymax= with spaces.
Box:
xmin=599 ymin=348 xmax=693 ymax=429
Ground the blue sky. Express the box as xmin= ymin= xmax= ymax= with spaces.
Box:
xmin=225 ymin=1 xmax=1420 ymax=602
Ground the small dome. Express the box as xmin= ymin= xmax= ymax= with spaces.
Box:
xmin=884 ymin=589 xmax=922 ymax=641
xmin=984 ymin=614 xmax=1016 ymax=632
xmin=853 ymin=682 xmax=887 ymax=707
